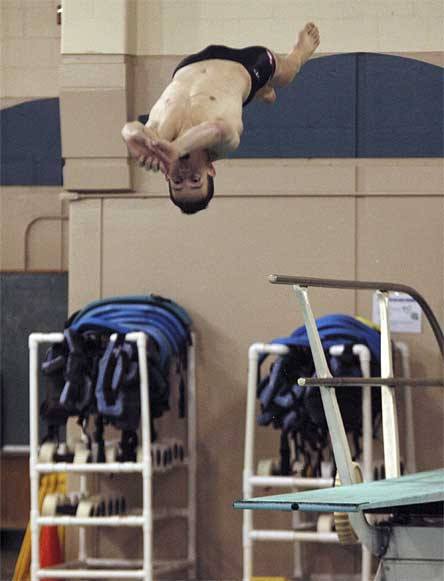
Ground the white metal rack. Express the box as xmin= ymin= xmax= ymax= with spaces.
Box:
xmin=29 ymin=331 xmax=197 ymax=580
xmin=242 ymin=339 xmax=414 ymax=581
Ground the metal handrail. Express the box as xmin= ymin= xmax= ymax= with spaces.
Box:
xmin=269 ymin=275 xmax=444 ymax=358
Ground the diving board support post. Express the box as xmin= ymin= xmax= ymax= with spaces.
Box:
xmin=377 ymin=291 xmax=400 ymax=479
xmin=292 ymin=285 xmax=383 ymax=556
xmin=293 ymin=286 xmax=356 ymax=486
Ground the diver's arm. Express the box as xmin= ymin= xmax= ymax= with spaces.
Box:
xmin=147 ymin=121 xmax=240 ymax=171
xmin=121 ymin=121 xmax=168 ymax=173
xmin=173 ymin=121 xmax=240 ymax=157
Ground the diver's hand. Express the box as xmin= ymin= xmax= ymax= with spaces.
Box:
xmin=122 ymin=123 xmax=167 ymax=174
xmin=147 ymin=139 xmax=180 ymax=177
xmin=137 ymin=154 xmax=167 ymax=175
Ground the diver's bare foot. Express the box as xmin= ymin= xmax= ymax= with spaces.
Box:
xmin=295 ymin=22 xmax=320 ymax=65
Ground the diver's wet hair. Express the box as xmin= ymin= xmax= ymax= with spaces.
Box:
xmin=168 ymin=176 xmax=214 ymax=215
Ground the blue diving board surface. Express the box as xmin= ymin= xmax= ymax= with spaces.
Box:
xmin=234 ymin=469 xmax=444 ymax=513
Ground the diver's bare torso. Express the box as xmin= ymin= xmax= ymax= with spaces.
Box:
xmin=146 ymin=59 xmax=251 ymax=157
xmin=122 ymin=23 xmax=320 ymax=193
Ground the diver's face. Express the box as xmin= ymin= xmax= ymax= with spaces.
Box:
xmin=169 ymin=150 xmax=213 ymax=201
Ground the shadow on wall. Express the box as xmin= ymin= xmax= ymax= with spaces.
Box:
xmin=1 ymin=54 xmax=443 ymax=187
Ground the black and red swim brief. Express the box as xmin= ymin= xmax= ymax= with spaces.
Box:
xmin=173 ymin=45 xmax=277 ymax=106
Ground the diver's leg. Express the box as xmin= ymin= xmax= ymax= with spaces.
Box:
xmin=270 ymin=22 xmax=320 ymax=88
xmin=254 ymin=83 xmax=277 ymax=103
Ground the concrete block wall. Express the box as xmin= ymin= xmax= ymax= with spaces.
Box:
xmin=61 ymin=0 xmax=137 ymax=55
xmin=59 ymin=55 xmax=132 ymax=191
xmin=1 ymin=0 xmax=61 ymax=102
xmin=59 ymin=0 xmax=444 ymax=56
xmin=59 ymin=0 xmax=133 ymax=190
xmin=134 ymin=0 xmax=444 ymax=55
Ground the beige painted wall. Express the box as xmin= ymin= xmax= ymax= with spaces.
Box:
xmin=3 ymin=0 xmax=442 ymax=577
xmin=68 ymin=161 xmax=443 ymax=577
xmin=0 ymin=187 xmax=68 ymax=271
xmin=1 ymin=0 xmax=61 ymax=101
xmin=61 ymin=0 xmax=444 ymax=55
xmin=59 ymin=3 xmax=443 ymax=574
xmin=1 ymin=1 xmax=67 ymax=271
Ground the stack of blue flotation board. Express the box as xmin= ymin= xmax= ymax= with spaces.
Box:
xmin=41 ymin=295 xmax=192 ymax=450
xmin=257 ymin=315 xmax=383 ymax=476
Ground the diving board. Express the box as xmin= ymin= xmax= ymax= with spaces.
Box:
xmin=234 ymin=468 xmax=444 ymax=513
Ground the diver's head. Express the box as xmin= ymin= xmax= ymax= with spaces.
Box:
xmin=168 ymin=150 xmax=215 ymax=215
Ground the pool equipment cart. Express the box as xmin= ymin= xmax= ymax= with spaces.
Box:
xmin=29 ymin=331 xmax=197 ymax=580
xmin=234 ymin=276 xmax=444 ymax=581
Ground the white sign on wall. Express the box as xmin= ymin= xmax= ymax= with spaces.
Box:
xmin=372 ymin=292 xmax=422 ymax=333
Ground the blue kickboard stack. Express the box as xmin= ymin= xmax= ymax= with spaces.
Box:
xmin=257 ymin=315 xmax=383 ymax=476
xmin=41 ymin=295 xmax=192 ymax=459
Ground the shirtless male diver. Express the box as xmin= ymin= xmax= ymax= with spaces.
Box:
xmin=121 ymin=22 xmax=320 ymax=214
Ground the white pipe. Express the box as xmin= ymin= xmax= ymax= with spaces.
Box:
xmin=243 ymin=344 xmax=259 ymax=581
xmin=292 ymin=511 xmax=305 ymax=579
xmin=78 ymin=473 xmax=88 ymax=562
xmin=242 ymin=343 xmax=289 ymax=581
xmin=37 ymin=569 xmax=145 ymax=579
xmin=243 ymin=344 xmax=289 ymax=484
xmin=187 ymin=337 xmax=197 ymax=578
xmin=36 ymin=463 xmax=144 ymax=473
xmin=2 ymin=445 xmax=30 ymax=454
xmin=135 ymin=332 xmax=153 ymax=581
xmin=249 ymin=475 xmax=333 ymax=489
xmin=352 ymin=345 xmax=373 ymax=483
xmin=37 ymin=516 xmax=145 ymax=526
xmin=395 ymin=341 xmax=416 ymax=473
xmin=377 ymin=292 xmax=400 ymax=479
xmin=30 ymin=332 xmax=65 ymax=344
xmin=250 ymin=530 xmax=338 ymax=543
xmin=354 ymin=345 xmax=373 ymax=581
xmin=29 ymin=334 xmax=41 ymax=581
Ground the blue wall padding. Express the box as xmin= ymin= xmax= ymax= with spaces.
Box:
xmin=1 ymin=98 xmax=63 ymax=185
xmin=235 ymin=54 xmax=358 ymax=158
xmin=357 ymin=54 xmax=444 ymax=157
xmin=233 ymin=53 xmax=443 ymax=158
